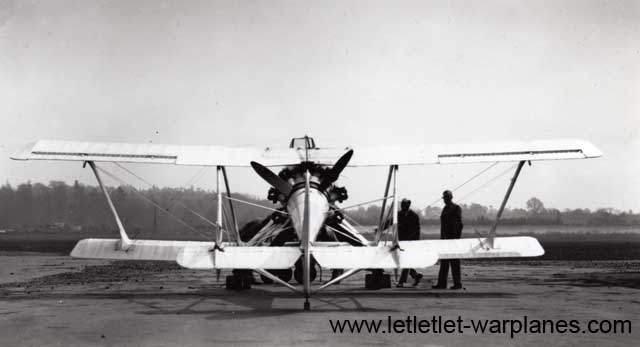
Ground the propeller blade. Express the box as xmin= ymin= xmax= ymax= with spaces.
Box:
xmin=250 ymin=161 xmax=292 ymax=196
xmin=325 ymin=149 xmax=353 ymax=183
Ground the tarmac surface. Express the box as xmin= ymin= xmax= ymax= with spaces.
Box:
xmin=0 ymin=253 xmax=638 ymax=346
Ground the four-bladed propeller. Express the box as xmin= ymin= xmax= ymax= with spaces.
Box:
xmin=322 ymin=149 xmax=353 ymax=188
xmin=250 ymin=149 xmax=353 ymax=197
xmin=250 ymin=161 xmax=292 ymax=196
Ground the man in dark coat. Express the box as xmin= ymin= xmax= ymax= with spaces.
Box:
xmin=432 ymin=190 xmax=464 ymax=289
xmin=396 ymin=199 xmax=423 ymax=287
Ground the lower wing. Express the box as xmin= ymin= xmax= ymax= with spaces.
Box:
xmin=70 ymin=236 xmax=542 ymax=270
xmin=414 ymin=236 xmax=544 ymax=259
xmin=311 ymin=236 xmax=543 ymax=269
xmin=71 ymin=238 xmax=302 ymax=270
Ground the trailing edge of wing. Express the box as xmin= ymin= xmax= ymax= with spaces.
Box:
xmin=311 ymin=245 xmax=439 ymax=269
xmin=70 ymin=238 xmax=216 ymax=261
xmin=11 ymin=140 xmax=264 ymax=166
xmin=346 ymin=139 xmax=602 ymax=166
xmin=177 ymin=245 xmax=301 ymax=269
xmin=10 ymin=139 xmax=340 ymax=166
xmin=407 ymin=236 xmax=545 ymax=259
xmin=312 ymin=237 xmax=543 ymax=269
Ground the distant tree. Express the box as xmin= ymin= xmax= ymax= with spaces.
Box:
xmin=423 ymin=206 xmax=442 ymax=220
xmin=49 ymin=181 xmax=68 ymax=222
xmin=15 ymin=182 xmax=33 ymax=226
xmin=526 ymin=197 xmax=545 ymax=214
xmin=70 ymin=180 xmax=86 ymax=225
xmin=0 ymin=182 xmax=13 ymax=227
xmin=463 ymin=203 xmax=489 ymax=221
xmin=1 ymin=181 xmax=639 ymax=231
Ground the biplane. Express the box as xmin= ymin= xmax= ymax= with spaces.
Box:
xmin=11 ymin=136 xmax=602 ymax=310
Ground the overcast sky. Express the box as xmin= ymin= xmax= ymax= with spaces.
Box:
xmin=1 ymin=0 xmax=638 ymax=212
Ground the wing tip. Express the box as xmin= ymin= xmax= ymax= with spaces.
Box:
xmin=576 ymin=139 xmax=603 ymax=159
xmin=9 ymin=142 xmax=37 ymax=161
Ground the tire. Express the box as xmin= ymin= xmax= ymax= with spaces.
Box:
xmin=241 ymin=275 xmax=252 ymax=290
xmin=260 ymin=269 xmax=293 ymax=284
xmin=260 ymin=274 xmax=274 ymax=284
xmin=364 ymin=271 xmax=390 ymax=289
xmin=225 ymin=275 xmax=241 ymax=291
xmin=274 ymin=269 xmax=293 ymax=282
xmin=364 ymin=274 xmax=377 ymax=290
xmin=294 ymin=259 xmax=317 ymax=284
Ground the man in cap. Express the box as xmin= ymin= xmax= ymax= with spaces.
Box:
xmin=432 ymin=190 xmax=464 ymax=289
xmin=395 ymin=198 xmax=423 ymax=287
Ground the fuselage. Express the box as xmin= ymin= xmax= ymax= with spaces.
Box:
xmin=254 ymin=136 xmax=351 ymax=244
xmin=284 ymin=168 xmax=331 ymax=243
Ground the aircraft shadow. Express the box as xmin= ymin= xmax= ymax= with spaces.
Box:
xmin=1 ymin=286 xmax=515 ymax=320
xmin=123 ymin=287 xmax=515 ymax=320
xmin=127 ymin=289 xmax=398 ymax=320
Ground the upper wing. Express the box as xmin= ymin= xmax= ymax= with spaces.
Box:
xmin=10 ymin=140 xmax=301 ymax=167
xmin=345 ymin=139 xmax=602 ymax=166
xmin=11 ymin=138 xmax=601 ymax=167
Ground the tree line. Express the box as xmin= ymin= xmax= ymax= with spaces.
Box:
xmin=0 ymin=181 xmax=638 ymax=234
xmin=350 ymin=196 xmax=640 ymax=226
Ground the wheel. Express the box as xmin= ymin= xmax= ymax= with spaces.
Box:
xmin=364 ymin=274 xmax=377 ymax=290
xmin=260 ymin=269 xmax=292 ymax=284
xmin=294 ymin=259 xmax=317 ymax=284
xmin=364 ymin=270 xmax=391 ymax=289
xmin=241 ymin=274 xmax=252 ymax=290
xmin=260 ymin=274 xmax=274 ymax=284
xmin=331 ymin=269 xmax=344 ymax=284
xmin=274 ymin=269 xmax=293 ymax=282
xmin=379 ymin=274 xmax=391 ymax=288
xmin=225 ymin=275 xmax=242 ymax=290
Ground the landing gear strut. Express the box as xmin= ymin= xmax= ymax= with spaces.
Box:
xmin=259 ymin=269 xmax=293 ymax=284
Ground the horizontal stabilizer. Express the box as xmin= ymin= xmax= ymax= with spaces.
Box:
xmin=411 ymin=236 xmax=544 ymax=259
xmin=312 ymin=244 xmax=438 ymax=269
xmin=70 ymin=238 xmax=215 ymax=261
xmin=177 ymin=245 xmax=301 ymax=269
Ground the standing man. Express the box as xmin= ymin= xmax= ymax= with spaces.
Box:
xmin=395 ymin=198 xmax=423 ymax=287
xmin=432 ymin=190 xmax=464 ymax=290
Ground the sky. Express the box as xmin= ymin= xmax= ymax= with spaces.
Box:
xmin=0 ymin=0 xmax=638 ymax=212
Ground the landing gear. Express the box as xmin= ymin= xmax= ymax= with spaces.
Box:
xmin=303 ymin=298 xmax=310 ymax=311
xmin=225 ymin=270 xmax=253 ymax=290
xmin=331 ymin=269 xmax=344 ymax=284
xmin=259 ymin=269 xmax=293 ymax=284
xmin=364 ymin=270 xmax=391 ymax=290
xmin=294 ymin=259 xmax=317 ymax=284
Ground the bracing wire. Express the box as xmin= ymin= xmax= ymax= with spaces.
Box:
xmin=325 ymin=225 xmax=363 ymax=245
xmin=223 ymin=195 xmax=288 ymax=215
xmin=95 ymin=166 xmax=214 ymax=240
xmin=221 ymin=200 xmax=240 ymax=243
xmin=112 ymin=163 xmax=218 ymax=227
xmin=457 ymin=163 xmax=519 ymax=203
xmin=331 ymin=196 xmax=394 ymax=213
xmin=340 ymin=211 xmax=364 ymax=230
xmin=424 ymin=161 xmax=499 ymax=208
